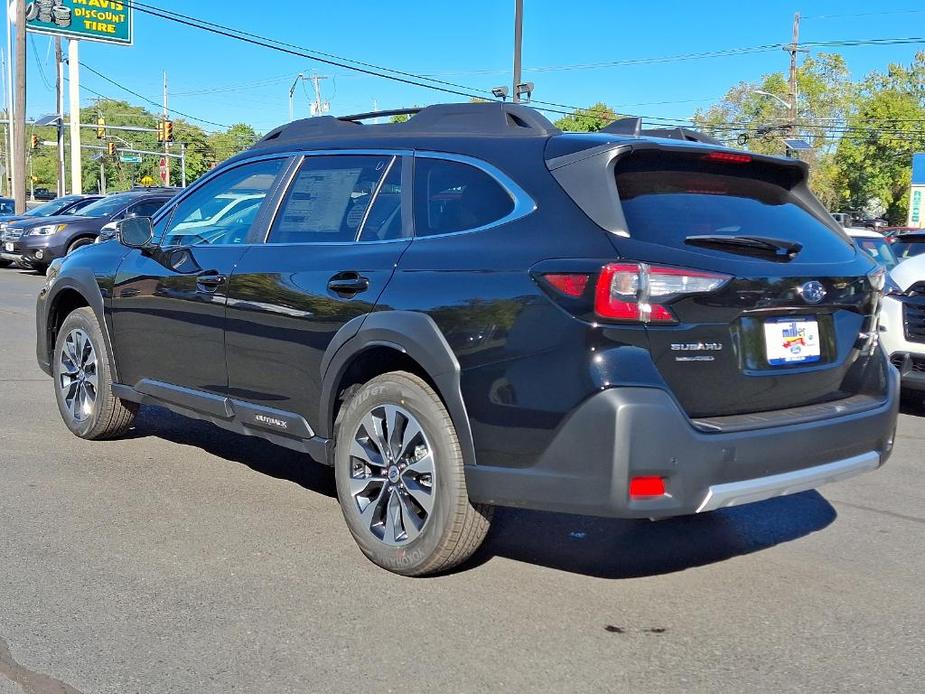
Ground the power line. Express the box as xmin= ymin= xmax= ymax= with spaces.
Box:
xmin=78 ymin=61 xmax=230 ymax=129
xmin=123 ymin=1 xmax=493 ymax=101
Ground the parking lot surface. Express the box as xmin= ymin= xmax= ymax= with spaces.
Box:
xmin=1 ymin=268 xmax=923 ymax=693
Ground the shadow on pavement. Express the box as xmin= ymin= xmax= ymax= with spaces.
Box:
xmin=121 ymin=405 xmax=837 ymax=579
xmin=466 ymin=491 xmax=836 ymax=579
xmin=124 ymin=404 xmax=337 ymax=499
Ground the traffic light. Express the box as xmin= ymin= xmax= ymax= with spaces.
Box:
xmin=96 ymin=116 xmax=105 ymax=139
xmin=157 ymin=119 xmax=174 ymax=143
xmin=107 ymin=142 xmax=116 ymax=156
xmin=30 ymin=134 xmax=39 ymax=149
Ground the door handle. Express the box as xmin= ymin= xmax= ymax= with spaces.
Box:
xmin=196 ymin=272 xmax=227 ymax=291
xmin=328 ymin=272 xmax=370 ymax=296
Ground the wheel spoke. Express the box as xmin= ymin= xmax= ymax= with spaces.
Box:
xmin=350 ymin=437 xmax=385 ymax=468
xmin=403 ymin=477 xmax=434 ymax=515
xmin=349 ymin=475 xmax=386 ymax=498
xmin=397 ymin=417 xmax=424 ymax=460
xmin=397 ymin=491 xmax=424 ymax=541
xmin=383 ymin=405 xmax=402 ymax=459
xmin=405 ymin=451 xmax=434 ymax=476
xmin=361 ymin=412 xmax=389 ymax=462
xmin=358 ymin=481 xmax=390 ymax=531
xmin=383 ymin=488 xmax=402 ymax=543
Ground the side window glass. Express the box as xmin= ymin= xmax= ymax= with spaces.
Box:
xmin=268 ymin=155 xmax=392 ymax=244
xmin=358 ymin=158 xmax=406 ymax=242
xmin=413 ymin=158 xmax=514 ymax=237
xmin=160 ymin=158 xmax=283 ymax=246
xmin=129 ymin=199 xmax=168 ymax=218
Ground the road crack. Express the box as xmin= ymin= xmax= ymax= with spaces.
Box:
xmin=0 ymin=636 xmax=85 ymax=694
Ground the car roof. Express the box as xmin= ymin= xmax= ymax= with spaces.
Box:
xmin=894 ymin=233 xmax=925 ymax=242
xmin=889 ymin=251 xmax=925 ymax=289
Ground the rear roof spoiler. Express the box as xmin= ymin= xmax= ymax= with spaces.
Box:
xmin=601 ymin=116 xmax=722 ymax=146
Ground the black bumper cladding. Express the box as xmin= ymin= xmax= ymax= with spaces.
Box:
xmin=464 ymin=361 xmax=899 ymax=519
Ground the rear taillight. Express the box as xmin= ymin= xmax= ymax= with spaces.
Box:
xmin=594 ymin=262 xmax=731 ymax=324
xmin=703 ymin=151 xmax=752 ymax=164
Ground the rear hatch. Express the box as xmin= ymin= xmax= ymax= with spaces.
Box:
xmin=551 ymin=144 xmax=886 ymax=419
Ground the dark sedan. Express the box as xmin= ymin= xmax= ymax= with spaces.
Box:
xmin=1 ymin=191 xmax=173 ymax=273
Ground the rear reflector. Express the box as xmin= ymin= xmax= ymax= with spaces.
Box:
xmin=544 ymin=273 xmax=589 ymax=297
xmin=703 ymin=151 xmax=752 ymax=164
xmin=629 ymin=476 xmax=666 ymax=498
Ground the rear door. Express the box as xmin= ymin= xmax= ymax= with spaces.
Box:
xmin=606 ymin=148 xmax=882 ymax=418
xmin=224 ymin=152 xmax=411 ymax=429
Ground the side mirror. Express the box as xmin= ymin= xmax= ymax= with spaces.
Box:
xmin=117 ymin=216 xmax=154 ymax=249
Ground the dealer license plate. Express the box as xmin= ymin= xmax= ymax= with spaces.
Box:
xmin=763 ymin=317 xmax=821 ymax=365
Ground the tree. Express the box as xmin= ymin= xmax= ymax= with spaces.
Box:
xmin=552 ymin=102 xmax=618 ymax=132
xmin=206 ymin=123 xmax=261 ymax=165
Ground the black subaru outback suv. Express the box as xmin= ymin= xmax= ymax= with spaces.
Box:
xmin=35 ymin=103 xmax=898 ymax=575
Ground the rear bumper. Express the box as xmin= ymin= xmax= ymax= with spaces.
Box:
xmin=465 ymin=361 xmax=899 ymax=519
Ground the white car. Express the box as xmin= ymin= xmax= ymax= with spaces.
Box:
xmin=879 ymin=253 xmax=925 ymax=399
xmin=845 ymin=227 xmax=899 ymax=271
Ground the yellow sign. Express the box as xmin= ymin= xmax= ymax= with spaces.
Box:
xmin=140 ymin=175 xmax=155 ymax=186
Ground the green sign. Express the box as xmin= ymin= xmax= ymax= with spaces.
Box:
xmin=120 ymin=153 xmax=142 ymax=164
xmin=26 ymin=0 xmax=133 ymax=46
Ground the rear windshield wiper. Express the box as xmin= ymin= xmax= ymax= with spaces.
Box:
xmin=685 ymin=234 xmax=803 ymax=261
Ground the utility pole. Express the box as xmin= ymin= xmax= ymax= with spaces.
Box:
xmin=68 ymin=39 xmax=81 ymax=194
xmin=5 ymin=7 xmax=14 ymax=197
xmin=13 ymin=0 xmax=26 ymax=213
xmin=786 ymin=11 xmax=800 ymax=138
xmin=180 ymin=142 xmax=186 ymax=188
xmin=1 ymin=46 xmax=9 ymax=197
xmin=308 ymin=74 xmax=328 ymax=115
xmin=512 ymin=0 xmax=523 ymax=103
xmin=162 ymin=70 xmax=170 ymax=185
xmin=55 ymin=37 xmax=65 ymax=196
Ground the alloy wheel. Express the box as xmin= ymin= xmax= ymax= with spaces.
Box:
xmin=348 ymin=404 xmax=436 ymax=546
xmin=58 ymin=328 xmax=98 ymax=423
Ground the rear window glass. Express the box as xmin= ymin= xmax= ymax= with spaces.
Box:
xmin=413 ymin=158 xmax=514 ymax=237
xmin=615 ymin=156 xmax=854 ymax=262
xmin=893 ymin=238 xmax=925 ymax=260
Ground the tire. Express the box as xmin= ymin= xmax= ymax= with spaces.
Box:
xmin=31 ymin=263 xmax=47 ymax=275
xmin=66 ymin=237 xmax=93 ymax=255
xmin=334 ymin=371 xmax=492 ymax=576
xmin=0 ymin=259 xmax=10 ymax=268
xmin=52 ymin=307 xmax=138 ymax=439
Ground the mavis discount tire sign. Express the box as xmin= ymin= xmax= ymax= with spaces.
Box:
xmin=25 ymin=0 xmax=133 ymax=46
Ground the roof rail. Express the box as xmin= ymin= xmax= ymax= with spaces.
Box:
xmin=251 ymin=102 xmax=560 ymax=149
xmin=599 ymin=116 xmax=722 ymax=146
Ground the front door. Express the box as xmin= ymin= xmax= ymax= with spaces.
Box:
xmin=110 ymin=157 xmax=288 ymax=392
xmin=225 ymin=153 xmax=411 ymax=428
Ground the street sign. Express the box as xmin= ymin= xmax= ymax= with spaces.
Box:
xmin=140 ymin=175 xmax=155 ymax=187
xmin=120 ymin=153 xmax=142 ymax=164
xmin=25 ymin=0 xmax=134 ymax=46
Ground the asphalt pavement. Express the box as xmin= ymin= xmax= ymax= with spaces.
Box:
xmin=1 ymin=267 xmax=923 ymax=694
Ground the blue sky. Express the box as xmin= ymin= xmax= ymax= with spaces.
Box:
xmin=10 ymin=1 xmax=925 ymax=134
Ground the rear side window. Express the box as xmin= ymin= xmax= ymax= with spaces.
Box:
xmin=413 ymin=158 xmax=514 ymax=236
xmin=893 ymin=239 xmax=925 ymax=260
xmin=615 ymin=154 xmax=854 ymax=262
xmin=268 ymin=155 xmax=392 ymax=244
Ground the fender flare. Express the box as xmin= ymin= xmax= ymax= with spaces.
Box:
xmin=42 ymin=269 xmax=119 ymax=382
xmin=319 ymin=311 xmax=477 ymax=467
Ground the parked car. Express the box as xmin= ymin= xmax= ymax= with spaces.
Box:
xmin=879 ymin=253 xmax=925 ymax=400
xmin=0 ymin=197 xmax=13 ymax=214
xmin=0 ymin=194 xmax=102 ymax=229
xmin=1 ymin=190 xmax=174 ymax=273
xmin=892 ymin=232 xmax=925 ymax=261
xmin=34 ymin=103 xmax=898 ymax=576
xmin=32 ymin=187 xmax=56 ymax=201
xmin=846 ymin=227 xmax=899 ymax=269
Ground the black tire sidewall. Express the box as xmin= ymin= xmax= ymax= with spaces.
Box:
xmin=52 ymin=308 xmax=109 ymax=438
xmin=334 ymin=374 xmax=464 ymax=575
xmin=67 ymin=238 xmax=92 ymax=255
